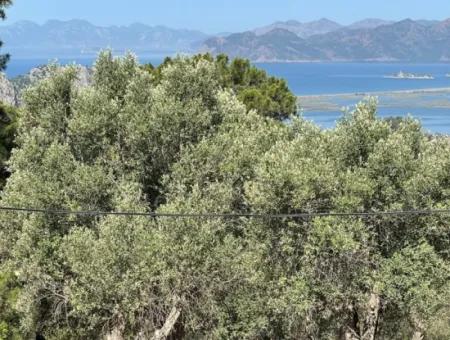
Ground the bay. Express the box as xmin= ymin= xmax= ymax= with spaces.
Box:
xmin=5 ymin=58 xmax=450 ymax=133
xmin=5 ymin=56 xmax=164 ymax=78
xmin=258 ymin=62 xmax=450 ymax=133
xmin=256 ymin=62 xmax=450 ymax=95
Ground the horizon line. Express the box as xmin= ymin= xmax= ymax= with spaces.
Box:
xmin=0 ymin=16 xmax=448 ymax=35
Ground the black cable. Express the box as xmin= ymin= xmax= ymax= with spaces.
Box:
xmin=0 ymin=206 xmax=449 ymax=219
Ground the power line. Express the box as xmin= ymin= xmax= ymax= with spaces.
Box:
xmin=0 ymin=206 xmax=450 ymax=219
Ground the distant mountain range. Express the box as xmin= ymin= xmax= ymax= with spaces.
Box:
xmin=1 ymin=18 xmax=450 ymax=62
xmin=252 ymin=18 xmax=398 ymax=38
xmin=252 ymin=18 xmax=343 ymax=38
xmin=203 ymin=18 xmax=450 ymax=62
xmin=0 ymin=19 xmax=209 ymax=57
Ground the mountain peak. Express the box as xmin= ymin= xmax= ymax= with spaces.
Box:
xmin=264 ymin=28 xmax=302 ymax=39
xmin=383 ymin=18 xmax=426 ymax=31
xmin=348 ymin=18 xmax=393 ymax=30
xmin=253 ymin=18 xmax=341 ymax=38
xmin=128 ymin=22 xmax=150 ymax=29
xmin=309 ymin=18 xmax=342 ymax=28
xmin=0 ymin=19 xmax=209 ymax=57
xmin=316 ymin=18 xmax=338 ymax=24
xmin=284 ymin=20 xmax=301 ymax=25
xmin=204 ymin=18 xmax=450 ymax=62
xmin=397 ymin=18 xmax=416 ymax=25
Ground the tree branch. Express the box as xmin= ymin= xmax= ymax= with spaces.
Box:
xmin=151 ymin=305 xmax=181 ymax=340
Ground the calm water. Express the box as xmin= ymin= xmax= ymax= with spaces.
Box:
xmin=5 ymin=56 xmax=164 ymax=78
xmin=6 ymin=58 xmax=450 ymax=133
xmin=257 ymin=62 xmax=450 ymax=95
xmin=301 ymin=108 xmax=450 ymax=134
xmin=259 ymin=62 xmax=450 ymax=133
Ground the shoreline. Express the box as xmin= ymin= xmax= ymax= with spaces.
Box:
xmin=298 ymin=87 xmax=450 ymax=99
xmin=298 ymin=87 xmax=450 ymax=112
xmin=254 ymin=59 xmax=450 ymax=64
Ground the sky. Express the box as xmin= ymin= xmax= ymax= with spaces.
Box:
xmin=3 ymin=0 xmax=449 ymax=33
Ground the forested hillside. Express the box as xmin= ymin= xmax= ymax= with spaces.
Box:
xmin=3 ymin=17 xmax=450 ymax=62
xmin=204 ymin=19 xmax=450 ymax=62
xmin=0 ymin=20 xmax=208 ymax=57
xmin=0 ymin=52 xmax=449 ymax=339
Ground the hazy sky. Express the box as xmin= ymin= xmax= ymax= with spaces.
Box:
xmin=3 ymin=0 xmax=449 ymax=33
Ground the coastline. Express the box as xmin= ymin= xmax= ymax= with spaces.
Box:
xmin=254 ymin=59 xmax=450 ymax=64
xmin=298 ymin=87 xmax=450 ymax=112
xmin=299 ymin=86 xmax=450 ymax=98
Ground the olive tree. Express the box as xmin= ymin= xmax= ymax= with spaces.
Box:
xmin=0 ymin=52 xmax=449 ymax=339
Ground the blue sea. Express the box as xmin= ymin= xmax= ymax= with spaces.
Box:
xmin=6 ymin=58 xmax=450 ymax=133
xmin=5 ymin=56 xmax=165 ymax=77
xmin=259 ymin=62 xmax=450 ymax=133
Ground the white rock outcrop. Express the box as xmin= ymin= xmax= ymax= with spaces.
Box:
xmin=11 ymin=64 xmax=93 ymax=106
xmin=0 ymin=73 xmax=17 ymax=106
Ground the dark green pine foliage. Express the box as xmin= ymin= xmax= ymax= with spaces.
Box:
xmin=0 ymin=2 xmax=14 ymax=188
xmin=143 ymin=53 xmax=298 ymax=120
xmin=0 ymin=103 xmax=16 ymax=190
xmin=0 ymin=0 xmax=11 ymax=71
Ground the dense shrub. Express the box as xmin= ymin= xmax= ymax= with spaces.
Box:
xmin=0 ymin=52 xmax=448 ymax=339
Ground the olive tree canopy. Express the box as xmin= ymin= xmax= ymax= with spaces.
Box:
xmin=0 ymin=52 xmax=449 ymax=339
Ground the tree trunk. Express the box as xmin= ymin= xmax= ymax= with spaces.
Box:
xmin=361 ymin=293 xmax=381 ymax=340
xmin=411 ymin=315 xmax=424 ymax=340
xmin=341 ymin=293 xmax=381 ymax=340
xmin=411 ymin=330 xmax=424 ymax=340
xmin=342 ymin=328 xmax=360 ymax=340
xmin=340 ymin=303 xmax=360 ymax=340
xmin=151 ymin=305 xmax=181 ymax=340
xmin=105 ymin=328 xmax=124 ymax=340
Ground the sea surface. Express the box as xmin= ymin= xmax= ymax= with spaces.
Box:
xmin=258 ymin=62 xmax=450 ymax=133
xmin=257 ymin=62 xmax=450 ymax=95
xmin=6 ymin=58 xmax=450 ymax=133
xmin=5 ymin=56 xmax=164 ymax=77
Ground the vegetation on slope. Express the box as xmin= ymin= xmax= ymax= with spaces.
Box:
xmin=0 ymin=0 xmax=11 ymax=70
xmin=204 ymin=19 xmax=450 ymax=62
xmin=0 ymin=0 xmax=15 ymax=192
xmin=0 ymin=102 xmax=16 ymax=190
xmin=0 ymin=52 xmax=449 ymax=339
xmin=143 ymin=53 xmax=297 ymax=120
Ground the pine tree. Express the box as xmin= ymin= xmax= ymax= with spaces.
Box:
xmin=0 ymin=0 xmax=11 ymax=70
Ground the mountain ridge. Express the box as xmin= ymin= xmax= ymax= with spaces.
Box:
xmin=2 ymin=18 xmax=450 ymax=62
xmin=253 ymin=18 xmax=343 ymax=38
xmin=203 ymin=18 xmax=450 ymax=62
xmin=0 ymin=20 xmax=210 ymax=57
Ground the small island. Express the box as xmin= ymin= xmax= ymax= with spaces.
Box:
xmin=384 ymin=71 xmax=434 ymax=80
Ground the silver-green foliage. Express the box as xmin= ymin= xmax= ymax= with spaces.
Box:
xmin=0 ymin=52 xmax=449 ymax=339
